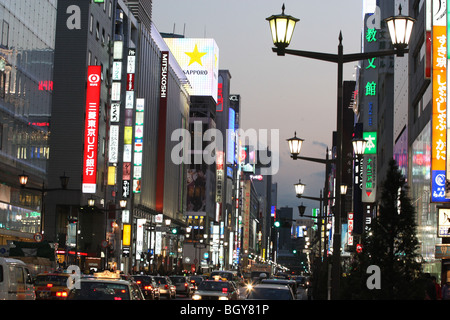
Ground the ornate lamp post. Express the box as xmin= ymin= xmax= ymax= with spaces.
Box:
xmin=267 ymin=4 xmax=414 ymax=299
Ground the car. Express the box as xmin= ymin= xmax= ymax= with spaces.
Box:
xmin=170 ymin=275 xmax=194 ymax=297
xmin=34 ymin=272 xmax=72 ymax=300
xmin=0 ymin=257 xmax=35 ymax=300
xmin=154 ymin=276 xmax=176 ymax=299
xmin=130 ymin=275 xmax=161 ymax=300
xmin=260 ymin=278 xmax=298 ymax=294
xmin=293 ymin=275 xmax=307 ymax=288
xmin=189 ymin=275 xmax=207 ymax=291
xmin=192 ymin=279 xmax=240 ymax=300
xmin=67 ymin=272 xmax=145 ymax=300
xmin=245 ymin=284 xmax=296 ymax=300
xmin=209 ymin=270 xmax=239 ymax=283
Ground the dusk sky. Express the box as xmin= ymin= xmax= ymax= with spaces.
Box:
xmin=152 ymin=1 xmax=365 ymax=217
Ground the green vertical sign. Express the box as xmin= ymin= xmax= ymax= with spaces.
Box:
xmin=363 ymin=132 xmax=377 ymax=154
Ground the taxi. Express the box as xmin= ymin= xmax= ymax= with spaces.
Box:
xmin=34 ymin=272 xmax=72 ymax=300
xmin=67 ymin=270 xmax=145 ymax=300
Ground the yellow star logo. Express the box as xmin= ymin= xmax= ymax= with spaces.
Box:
xmin=185 ymin=44 xmax=207 ymax=66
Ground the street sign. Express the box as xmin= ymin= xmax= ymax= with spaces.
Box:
xmin=33 ymin=233 xmax=43 ymax=242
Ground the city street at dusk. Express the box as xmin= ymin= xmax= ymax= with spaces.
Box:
xmin=0 ymin=1 xmax=449 ymax=314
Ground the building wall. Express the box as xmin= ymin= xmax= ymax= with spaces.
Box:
xmin=46 ymin=0 xmax=114 ymax=246
xmin=0 ymin=0 xmax=57 ymax=242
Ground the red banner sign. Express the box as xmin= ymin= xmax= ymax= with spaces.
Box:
xmin=82 ymin=66 xmax=102 ymax=193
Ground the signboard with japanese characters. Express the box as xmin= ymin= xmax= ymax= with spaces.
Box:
xmin=438 ymin=207 xmax=450 ymax=237
xmin=431 ymin=0 xmax=449 ymax=202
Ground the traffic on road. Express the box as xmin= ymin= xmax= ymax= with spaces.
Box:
xmin=0 ymin=257 xmax=310 ymax=301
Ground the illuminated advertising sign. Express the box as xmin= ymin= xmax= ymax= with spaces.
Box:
xmin=348 ymin=212 xmax=354 ymax=246
xmin=156 ymin=52 xmax=169 ymax=209
xmin=111 ymin=103 xmax=120 ymax=122
xmin=217 ymin=82 xmax=223 ymax=112
xmin=216 ymin=151 xmax=224 ymax=203
xmin=109 ymin=125 xmax=119 ymax=163
xmin=438 ymin=208 xmax=450 ymax=237
xmin=82 ymin=66 xmax=101 ymax=193
xmin=123 ymin=224 xmax=131 ymax=246
xmin=163 ymin=38 xmax=219 ymax=102
xmin=227 ymin=108 xmax=236 ymax=164
xmin=133 ymin=98 xmax=145 ymax=193
xmin=432 ymin=0 xmax=448 ymax=202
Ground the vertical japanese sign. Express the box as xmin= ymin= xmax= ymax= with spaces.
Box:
xmin=361 ymin=11 xmax=379 ymax=203
xmin=133 ymin=98 xmax=145 ymax=193
xmin=82 ymin=66 xmax=102 ymax=193
xmin=432 ymin=0 xmax=448 ymax=202
xmin=122 ymin=48 xmax=135 ymax=197
xmin=446 ymin=1 xmax=450 ymax=198
xmin=348 ymin=212 xmax=354 ymax=246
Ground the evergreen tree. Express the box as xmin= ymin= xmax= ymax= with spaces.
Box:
xmin=343 ymin=159 xmax=423 ymax=299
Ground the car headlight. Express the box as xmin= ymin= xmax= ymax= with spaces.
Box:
xmin=219 ymin=296 xmax=229 ymax=300
xmin=192 ymin=294 xmax=202 ymax=300
xmin=246 ymin=284 xmax=253 ymax=291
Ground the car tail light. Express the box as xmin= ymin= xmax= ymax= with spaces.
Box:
xmin=136 ymin=281 xmax=141 ymax=284
xmin=144 ymin=285 xmax=152 ymax=290
xmin=114 ymin=297 xmax=122 ymax=300
xmin=56 ymin=291 xmax=68 ymax=297
xmin=185 ymin=283 xmax=188 ymax=287
xmin=222 ymin=288 xmax=228 ymax=293
xmin=47 ymin=284 xmax=53 ymax=288
xmin=165 ymin=284 xmax=169 ymax=289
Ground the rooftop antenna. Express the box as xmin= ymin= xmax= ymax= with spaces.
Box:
xmin=183 ymin=23 xmax=186 ymax=37
xmin=173 ymin=23 xmax=176 ymax=34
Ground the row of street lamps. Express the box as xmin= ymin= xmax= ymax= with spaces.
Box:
xmin=266 ymin=3 xmax=415 ymax=299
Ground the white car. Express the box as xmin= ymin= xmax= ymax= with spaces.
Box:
xmin=0 ymin=257 xmax=35 ymax=300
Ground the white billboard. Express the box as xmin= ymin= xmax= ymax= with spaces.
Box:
xmin=163 ymin=38 xmax=219 ymax=102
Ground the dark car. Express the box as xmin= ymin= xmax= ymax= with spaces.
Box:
xmin=67 ymin=278 xmax=145 ymax=300
xmin=189 ymin=275 xmax=207 ymax=291
xmin=169 ymin=276 xmax=194 ymax=297
xmin=154 ymin=276 xmax=176 ymax=299
xmin=192 ymin=280 xmax=239 ymax=300
xmin=261 ymin=278 xmax=298 ymax=294
xmin=294 ymin=276 xmax=307 ymax=288
xmin=131 ymin=275 xmax=161 ymax=300
xmin=246 ymin=284 xmax=296 ymax=300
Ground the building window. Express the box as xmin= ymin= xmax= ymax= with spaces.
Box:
xmin=90 ymin=15 xmax=94 ymax=33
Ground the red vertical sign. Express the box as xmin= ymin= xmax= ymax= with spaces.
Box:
xmin=82 ymin=66 xmax=102 ymax=193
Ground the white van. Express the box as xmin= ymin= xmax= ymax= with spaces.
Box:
xmin=0 ymin=257 xmax=36 ymax=300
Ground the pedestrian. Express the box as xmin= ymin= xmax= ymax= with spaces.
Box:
xmin=442 ymin=280 xmax=450 ymax=300
xmin=431 ymin=276 xmax=442 ymax=300
xmin=424 ymin=273 xmax=436 ymax=300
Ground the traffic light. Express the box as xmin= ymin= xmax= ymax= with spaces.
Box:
xmin=274 ymin=221 xmax=281 ymax=228
xmin=171 ymin=227 xmax=178 ymax=234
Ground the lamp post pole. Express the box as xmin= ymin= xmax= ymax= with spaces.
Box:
xmin=268 ymin=4 xmax=414 ymax=298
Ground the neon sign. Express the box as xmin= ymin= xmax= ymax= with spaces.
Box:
xmin=82 ymin=66 xmax=101 ymax=193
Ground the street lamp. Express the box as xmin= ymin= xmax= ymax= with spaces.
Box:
xmin=266 ymin=4 xmax=299 ymax=54
xmin=287 ymin=132 xmax=304 ymax=160
xmin=294 ymin=180 xmax=306 ymax=197
xmin=352 ymin=137 xmax=367 ymax=156
xmin=18 ymin=171 xmax=72 ymax=234
xmin=385 ymin=5 xmax=415 ymax=56
xmin=267 ymin=4 xmax=414 ymax=300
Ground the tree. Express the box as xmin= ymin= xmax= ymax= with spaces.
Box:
xmin=343 ymin=159 xmax=423 ymax=299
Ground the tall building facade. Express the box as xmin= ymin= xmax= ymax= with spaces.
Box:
xmin=0 ymin=0 xmax=57 ymax=247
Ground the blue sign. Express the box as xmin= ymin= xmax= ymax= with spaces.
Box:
xmin=431 ymin=170 xmax=450 ymax=202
